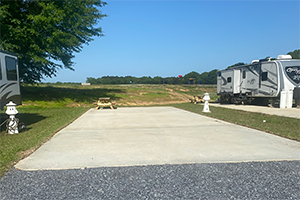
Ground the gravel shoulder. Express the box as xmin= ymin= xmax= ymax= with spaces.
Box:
xmin=1 ymin=161 xmax=300 ymax=199
xmin=1 ymin=106 xmax=300 ymax=199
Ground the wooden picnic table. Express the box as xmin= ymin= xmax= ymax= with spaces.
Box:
xmin=95 ymin=97 xmax=116 ymax=110
xmin=190 ymin=95 xmax=204 ymax=104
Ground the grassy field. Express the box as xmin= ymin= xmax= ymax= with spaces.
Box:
xmin=20 ymin=83 xmax=218 ymax=107
xmin=0 ymin=83 xmax=299 ymax=177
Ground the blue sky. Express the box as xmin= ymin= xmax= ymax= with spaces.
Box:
xmin=44 ymin=0 xmax=300 ymax=83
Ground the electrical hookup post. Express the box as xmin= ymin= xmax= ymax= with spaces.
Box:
xmin=202 ymin=93 xmax=211 ymax=113
xmin=5 ymin=101 xmax=19 ymax=134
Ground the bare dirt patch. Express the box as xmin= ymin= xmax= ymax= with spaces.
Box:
xmin=17 ymin=147 xmax=37 ymax=160
xmin=116 ymin=86 xmax=195 ymax=106
xmin=66 ymin=103 xmax=90 ymax=108
xmin=179 ymin=88 xmax=189 ymax=92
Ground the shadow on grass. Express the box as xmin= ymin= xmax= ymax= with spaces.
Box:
xmin=21 ymin=86 xmax=125 ymax=103
xmin=0 ymin=113 xmax=46 ymax=134
xmin=17 ymin=113 xmax=46 ymax=126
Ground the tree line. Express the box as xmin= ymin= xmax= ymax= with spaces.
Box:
xmin=86 ymin=69 xmax=218 ymax=85
xmin=227 ymin=49 xmax=300 ymax=69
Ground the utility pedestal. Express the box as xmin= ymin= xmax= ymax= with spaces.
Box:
xmin=5 ymin=101 xmax=19 ymax=134
xmin=280 ymin=89 xmax=293 ymax=109
xmin=202 ymin=93 xmax=211 ymax=113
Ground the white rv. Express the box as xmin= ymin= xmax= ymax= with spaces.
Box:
xmin=0 ymin=50 xmax=21 ymax=109
xmin=217 ymin=55 xmax=300 ymax=108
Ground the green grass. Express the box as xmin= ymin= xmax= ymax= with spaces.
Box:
xmin=172 ymin=103 xmax=300 ymax=141
xmin=0 ymin=107 xmax=88 ymax=177
xmin=21 ymin=84 xmax=124 ymax=107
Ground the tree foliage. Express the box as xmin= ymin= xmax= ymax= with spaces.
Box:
xmin=287 ymin=49 xmax=300 ymax=59
xmin=86 ymin=76 xmax=169 ymax=85
xmin=0 ymin=0 xmax=107 ymax=83
xmin=182 ymin=71 xmax=200 ymax=84
xmin=86 ymin=69 xmax=218 ymax=85
xmin=227 ymin=62 xmax=246 ymax=69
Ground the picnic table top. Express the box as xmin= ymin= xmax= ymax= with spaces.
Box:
xmin=98 ymin=97 xmax=111 ymax=100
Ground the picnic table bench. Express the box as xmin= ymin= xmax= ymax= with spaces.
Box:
xmin=94 ymin=97 xmax=116 ymax=110
xmin=190 ymin=95 xmax=204 ymax=104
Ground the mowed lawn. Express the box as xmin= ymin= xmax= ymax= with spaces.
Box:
xmin=0 ymin=83 xmax=299 ymax=177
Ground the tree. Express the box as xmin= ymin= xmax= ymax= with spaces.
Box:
xmin=182 ymin=71 xmax=200 ymax=84
xmin=207 ymin=69 xmax=218 ymax=84
xmin=0 ymin=0 xmax=107 ymax=83
xmin=227 ymin=62 xmax=245 ymax=69
xmin=86 ymin=77 xmax=97 ymax=85
xmin=153 ymin=76 xmax=162 ymax=84
xmin=287 ymin=49 xmax=300 ymax=59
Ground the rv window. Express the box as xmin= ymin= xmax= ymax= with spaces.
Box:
xmin=5 ymin=56 xmax=17 ymax=81
xmin=262 ymin=72 xmax=268 ymax=81
xmin=217 ymin=71 xmax=221 ymax=77
xmin=227 ymin=77 xmax=231 ymax=83
xmin=242 ymin=70 xmax=246 ymax=79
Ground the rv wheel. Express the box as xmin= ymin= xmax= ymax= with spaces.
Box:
xmin=220 ymin=95 xmax=226 ymax=104
xmin=231 ymin=97 xmax=236 ymax=104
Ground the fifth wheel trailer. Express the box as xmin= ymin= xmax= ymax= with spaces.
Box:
xmin=0 ymin=50 xmax=21 ymax=110
xmin=217 ymin=55 xmax=300 ymax=108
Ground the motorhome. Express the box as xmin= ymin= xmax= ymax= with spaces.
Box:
xmin=0 ymin=50 xmax=21 ymax=109
xmin=217 ymin=55 xmax=300 ymax=108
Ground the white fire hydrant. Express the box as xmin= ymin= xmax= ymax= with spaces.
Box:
xmin=5 ymin=101 xmax=19 ymax=134
xmin=202 ymin=93 xmax=211 ymax=113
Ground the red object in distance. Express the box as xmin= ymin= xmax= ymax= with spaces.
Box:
xmin=178 ymin=75 xmax=182 ymax=78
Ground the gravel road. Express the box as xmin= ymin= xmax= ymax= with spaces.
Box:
xmin=1 ymin=160 xmax=300 ymax=199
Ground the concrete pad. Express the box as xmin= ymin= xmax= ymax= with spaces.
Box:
xmin=209 ymin=103 xmax=300 ymax=119
xmin=15 ymin=107 xmax=300 ymax=170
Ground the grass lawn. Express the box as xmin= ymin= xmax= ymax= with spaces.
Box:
xmin=0 ymin=107 xmax=88 ymax=177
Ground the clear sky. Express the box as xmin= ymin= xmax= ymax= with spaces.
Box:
xmin=43 ymin=0 xmax=300 ymax=83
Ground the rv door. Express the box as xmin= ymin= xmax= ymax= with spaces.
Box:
xmin=217 ymin=71 xmax=222 ymax=94
xmin=233 ymin=69 xmax=241 ymax=94
xmin=241 ymin=69 xmax=247 ymax=94
xmin=260 ymin=62 xmax=278 ymax=96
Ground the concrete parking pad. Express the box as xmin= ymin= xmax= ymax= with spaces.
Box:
xmin=15 ymin=107 xmax=300 ymax=170
xmin=209 ymin=103 xmax=300 ymax=119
